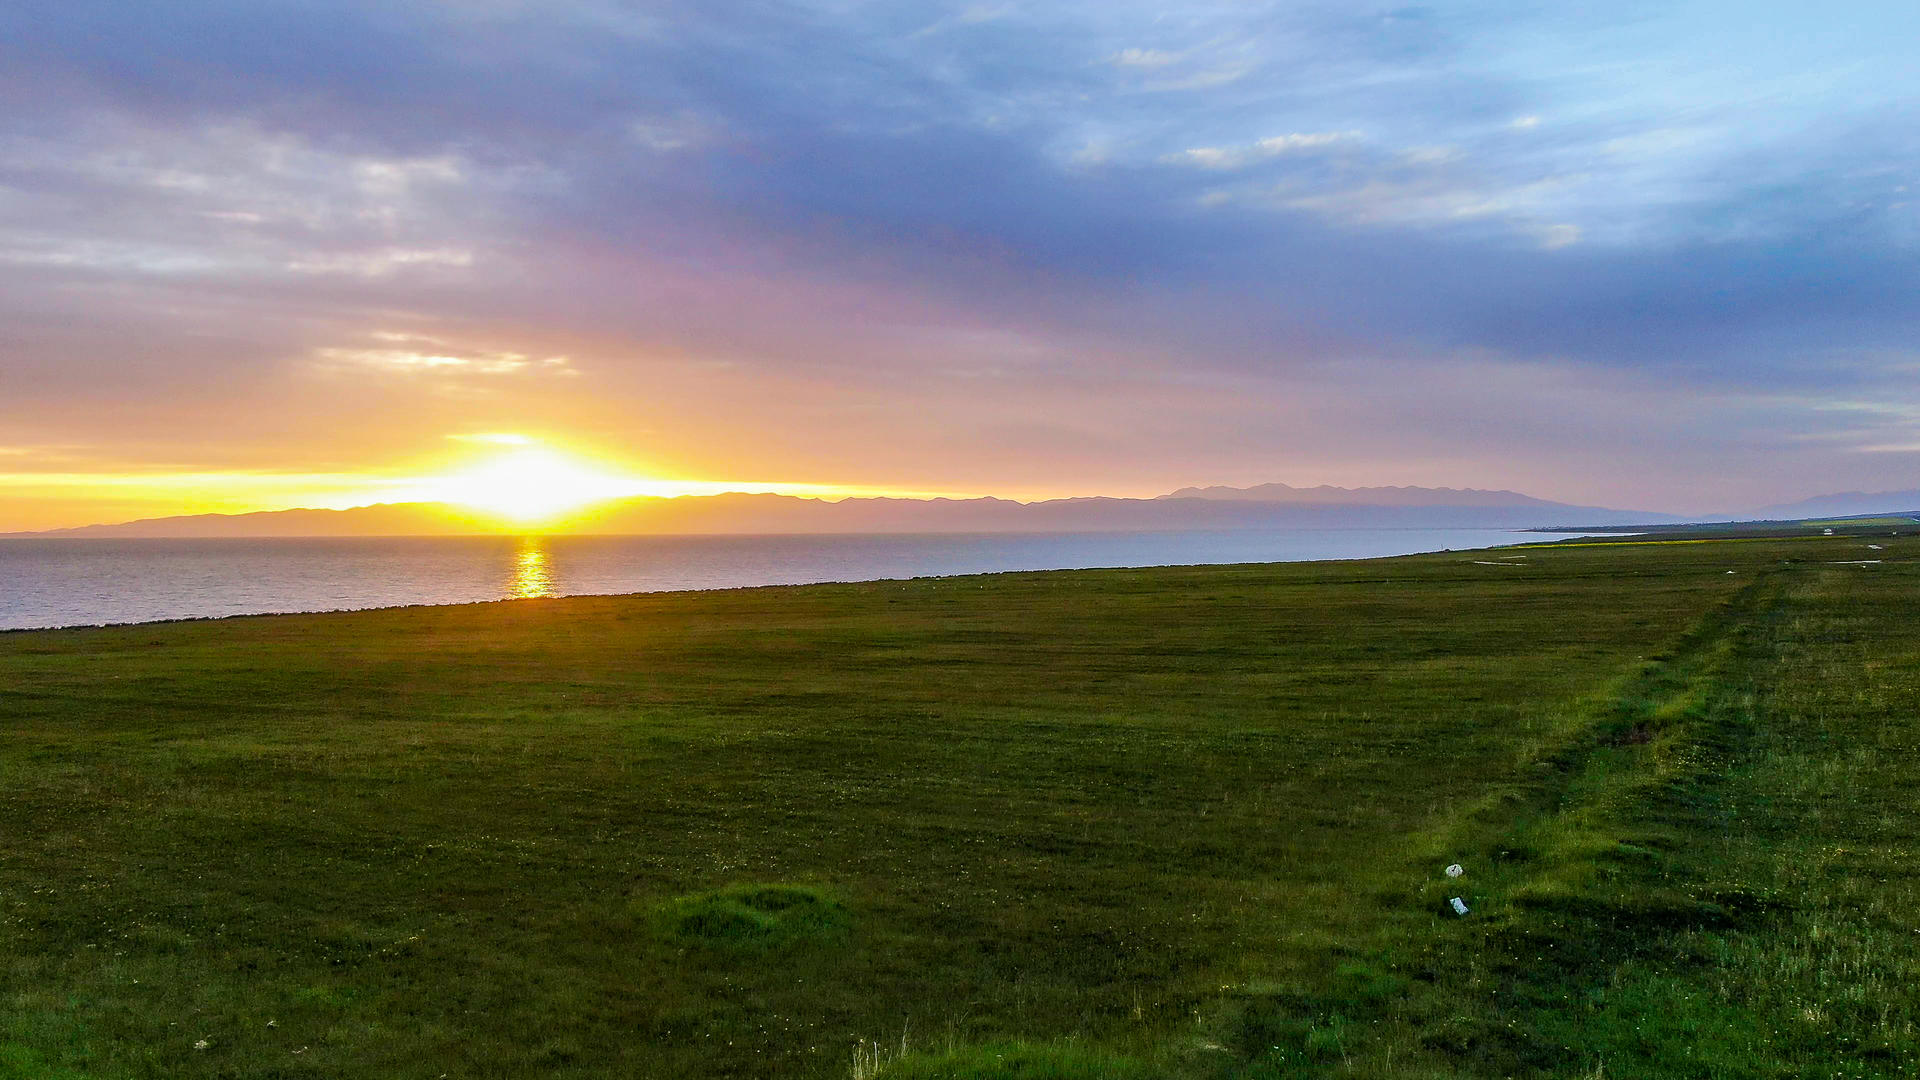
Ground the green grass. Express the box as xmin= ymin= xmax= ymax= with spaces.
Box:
xmin=654 ymin=884 xmax=851 ymax=952
xmin=864 ymin=1040 xmax=1156 ymax=1079
xmin=1 ymin=536 xmax=1916 ymax=1077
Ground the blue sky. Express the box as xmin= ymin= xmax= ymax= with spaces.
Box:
xmin=2 ymin=1 xmax=1917 ymax=523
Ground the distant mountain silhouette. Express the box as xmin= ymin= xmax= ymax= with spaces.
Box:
xmin=7 ymin=503 xmax=489 ymax=538
xmin=1157 ymin=482 xmax=1566 ymax=508
xmin=1740 ymin=490 xmax=1920 ymax=520
xmin=4 ymin=487 xmax=1679 ymax=539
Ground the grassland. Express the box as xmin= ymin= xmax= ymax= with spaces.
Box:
xmin=2 ymin=536 xmax=1917 ymax=1077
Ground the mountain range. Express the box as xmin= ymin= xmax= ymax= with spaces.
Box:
xmin=1158 ymin=482 xmax=1567 ymax=508
xmin=4 ymin=483 xmax=1682 ymax=538
xmin=1738 ymin=489 xmax=1920 ymax=520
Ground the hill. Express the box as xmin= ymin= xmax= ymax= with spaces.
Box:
xmin=1157 ymin=481 xmax=1570 ymax=508
xmin=5 ymin=502 xmax=487 ymax=539
xmin=1742 ymin=488 xmax=1920 ymax=520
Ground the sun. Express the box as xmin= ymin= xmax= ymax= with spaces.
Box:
xmin=424 ymin=447 xmax=641 ymax=524
xmin=367 ymin=434 xmax=936 ymax=529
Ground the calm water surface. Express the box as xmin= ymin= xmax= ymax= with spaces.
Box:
xmin=0 ymin=529 xmax=1585 ymax=631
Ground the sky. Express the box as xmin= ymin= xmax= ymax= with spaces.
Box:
xmin=2 ymin=1 xmax=1918 ymax=529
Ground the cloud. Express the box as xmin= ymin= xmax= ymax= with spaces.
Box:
xmin=1269 ymin=173 xmax=1582 ymax=232
xmin=2 ymin=0 xmax=1920 ymax=518
xmin=315 ymin=334 xmax=573 ymax=376
xmin=1109 ymin=48 xmax=1179 ymax=69
xmin=1532 ymin=223 xmax=1582 ymax=249
xmin=286 ymin=248 xmax=474 ymax=277
xmin=1162 ymin=131 xmax=1361 ymax=170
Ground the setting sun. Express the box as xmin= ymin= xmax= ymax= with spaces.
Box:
xmin=416 ymin=447 xmax=642 ymax=523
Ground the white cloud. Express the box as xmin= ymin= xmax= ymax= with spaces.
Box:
xmin=352 ymin=155 xmax=464 ymax=198
xmin=1599 ymin=127 xmax=1711 ymax=158
xmin=285 ymin=247 xmax=474 ymax=277
xmin=1162 ymin=131 xmax=1361 ymax=170
xmin=0 ymin=236 xmax=235 ymax=274
xmin=1533 ymin=223 xmax=1582 ymax=249
xmin=627 ymin=112 xmax=712 ymax=152
xmin=1274 ymin=174 xmax=1576 ymax=229
xmin=907 ymin=4 xmax=1012 ymax=39
xmin=315 ymin=335 xmax=572 ymax=376
xmin=1401 ymin=145 xmax=1461 ymax=167
xmin=1110 ymin=48 xmax=1179 ymax=69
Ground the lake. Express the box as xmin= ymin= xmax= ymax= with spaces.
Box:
xmin=0 ymin=528 xmax=1586 ymax=631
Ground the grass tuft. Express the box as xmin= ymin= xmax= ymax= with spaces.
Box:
xmin=653 ymin=883 xmax=850 ymax=952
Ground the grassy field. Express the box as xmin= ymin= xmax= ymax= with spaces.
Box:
xmin=3 ymin=535 xmax=1917 ymax=1078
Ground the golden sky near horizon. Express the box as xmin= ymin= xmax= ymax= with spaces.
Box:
xmin=0 ymin=435 xmax=1011 ymax=533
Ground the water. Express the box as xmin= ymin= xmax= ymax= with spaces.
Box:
xmin=0 ymin=529 xmax=1585 ymax=631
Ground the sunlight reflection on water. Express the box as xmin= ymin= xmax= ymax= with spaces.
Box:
xmin=510 ymin=539 xmax=554 ymax=599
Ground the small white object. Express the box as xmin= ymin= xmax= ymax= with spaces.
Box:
xmin=1449 ymin=897 xmax=1470 ymax=916
xmin=1444 ymin=863 xmax=1464 ymax=878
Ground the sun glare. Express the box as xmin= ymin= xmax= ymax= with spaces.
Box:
xmin=424 ymin=448 xmax=640 ymax=524
xmin=325 ymin=434 xmax=991 ymax=532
